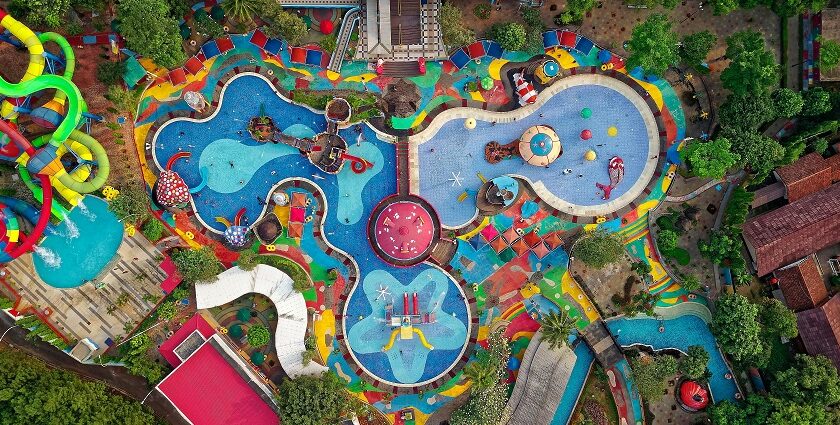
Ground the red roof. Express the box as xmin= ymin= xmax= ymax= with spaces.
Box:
xmin=158 ymin=338 xmax=278 ymax=425
xmin=796 ymin=294 xmax=840 ymax=371
xmin=185 ymin=56 xmax=204 ymax=75
xmin=742 ymin=182 xmax=840 ymax=276
xmin=775 ymin=153 xmax=832 ymax=202
xmin=216 ymin=37 xmax=234 ymax=53
xmin=774 ymin=256 xmax=829 ymax=311
xmin=168 ymin=68 xmax=187 ymax=86
xmin=159 ymin=314 xmax=216 ymax=367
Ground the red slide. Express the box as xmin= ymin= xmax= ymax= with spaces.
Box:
xmin=0 ymin=119 xmax=54 ymax=259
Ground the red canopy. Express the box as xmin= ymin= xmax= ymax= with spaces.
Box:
xmin=319 ymin=20 xmax=334 ymax=34
xmin=679 ymin=380 xmax=710 ymax=411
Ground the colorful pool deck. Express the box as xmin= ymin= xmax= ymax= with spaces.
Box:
xmin=135 ymin=29 xmax=690 ymax=424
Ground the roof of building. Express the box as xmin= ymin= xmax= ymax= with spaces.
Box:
xmin=821 ymin=9 xmax=840 ymax=81
xmin=826 ymin=153 xmax=840 ymax=183
xmin=742 ymin=182 xmax=840 ymax=275
xmin=775 ymin=153 xmax=833 ymax=202
xmin=773 ymin=256 xmax=829 ymax=311
xmin=796 ymin=294 xmax=840 ymax=371
xmin=157 ymin=335 xmax=278 ymax=425
xmin=159 ymin=314 xmax=216 ymax=367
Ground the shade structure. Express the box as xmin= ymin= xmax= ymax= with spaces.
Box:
xmin=210 ymin=5 xmax=225 ymax=21
xmin=251 ymin=351 xmax=265 ymax=365
xmin=237 ymin=308 xmax=252 ymax=322
xmin=580 ymin=108 xmax=592 ymax=119
xmin=229 ymin=324 xmax=244 ymax=339
xmin=480 ymin=225 xmax=500 ymax=242
xmin=532 ymin=241 xmax=550 ymax=258
xmin=597 ymin=49 xmax=612 ymax=63
xmin=519 ymin=125 xmax=562 ymax=167
xmin=502 ymin=226 xmax=519 ymax=244
xmin=580 ymin=129 xmax=592 ymax=140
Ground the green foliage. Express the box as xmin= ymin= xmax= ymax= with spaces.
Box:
xmin=724 ymin=129 xmax=785 ymax=178
xmin=222 ymin=0 xmax=260 ymax=24
xmin=801 ymin=87 xmax=832 ymax=116
xmin=261 ymin=3 xmax=307 ymax=46
xmin=456 ymin=330 xmax=511 ymax=423
xmin=246 ymin=324 xmax=271 ymax=347
xmin=108 ymin=186 xmax=149 ymax=224
xmin=240 ymin=254 xmax=311 ymax=291
xmin=118 ymin=0 xmax=186 ymax=69
xmin=657 ymin=229 xmax=679 ymax=252
xmin=625 ymin=14 xmax=680 ymax=77
xmin=561 ymin=0 xmax=596 ymax=24
xmin=573 ymin=230 xmax=624 ymax=268
xmin=708 ymin=0 xmax=740 ymax=15
xmin=96 ymin=61 xmax=127 ymax=86
xmin=105 ymin=85 xmax=143 ymax=118
xmin=759 ymin=299 xmax=798 ymax=339
xmin=773 ymin=354 xmax=840 ymax=407
xmin=440 ymin=3 xmax=475 ymax=47
xmin=450 ymin=383 xmax=511 ymax=425
xmin=520 ymin=7 xmax=546 ymax=55
xmin=630 ymin=261 xmax=652 ymax=277
xmin=718 ymin=92 xmax=776 ymax=131
xmin=629 ymin=354 xmax=678 ymax=403
xmin=0 ymin=295 xmax=13 ymax=309
xmin=723 ymin=187 xmax=754 ymax=228
xmin=120 ymin=334 xmax=167 ymax=383
xmin=539 ymin=310 xmax=575 ymax=350
xmin=712 ymin=293 xmax=769 ymax=367
xmin=771 ymin=88 xmax=804 ymax=118
xmin=680 ymin=274 xmax=701 ymax=292
xmin=156 ymin=301 xmax=178 ymax=321
xmin=170 ymin=246 xmax=223 ymax=284
xmin=679 ymin=345 xmax=710 ymax=380
xmin=722 ymin=30 xmax=779 ymax=96
xmin=140 ymin=219 xmax=166 ymax=242
xmin=680 ymin=31 xmax=717 ymax=67
xmin=319 ymin=34 xmax=337 ymax=54
xmin=11 ymin=0 xmax=70 ymax=28
xmin=236 ymin=249 xmax=259 ymax=271
xmin=487 ymin=22 xmax=527 ymax=52
xmin=193 ymin=13 xmax=224 ymax=38
xmin=473 ymin=3 xmax=491 ymax=19
xmin=0 ymin=349 xmax=160 ymax=423
xmin=276 ymin=372 xmax=365 ymax=425
xmin=623 ymin=290 xmax=660 ymax=317
xmin=820 ymin=38 xmax=840 ymax=71
xmin=680 ymin=138 xmax=740 ymax=179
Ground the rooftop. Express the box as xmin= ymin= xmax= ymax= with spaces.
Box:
xmin=159 ymin=314 xmax=216 ymax=367
xmin=796 ymin=294 xmax=840 ymax=371
xmin=773 ymin=256 xmax=829 ymax=312
xmin=775 ymin=153 xmax=832 ymax=202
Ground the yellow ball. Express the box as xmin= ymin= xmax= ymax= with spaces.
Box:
xmin=464 ymin=118 xmax=477 ymax=130
xmin=607 ymin=126 xmax=618 ymax=137
xmin=584 ymin=150 xmax=597 ymax=161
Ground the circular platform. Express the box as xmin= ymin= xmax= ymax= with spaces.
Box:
xmin=368 ymin=195 xmax=440 ymax=267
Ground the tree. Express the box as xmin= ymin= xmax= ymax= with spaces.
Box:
xmin=222 ymin=0 xmax=260 ymax=24
xmin=759 ymin=299 xmax=798 ymax=339
xmin=680 ymin=30 xmax=717 ymax=67
xmin=725 ymin=129 xmax=785 ymax=179
xmin=767 ymin=400 xmax=837 ymax=425
xmin=718 ymin=92 xmax=776 ymax=130
xmin=680 ymin=274 xmax=701 ymax=292
xmin=193 ymin=13 xmax=224 ymax=38
xmin=624 ymin=290 xmax=660 ymax=317
xmin=679 ymin=345 xmax=710 ymax=380
xmin=118 ymin=0 xmax=186 ymax=69
xmin=708 ymin=0 xmax=740 ymax=15
xmin=721 ymin=31 xmax=779 ymax=96
xmin=10 ymin=0 xmax=70 ymax=28
xmin=97 ymin=61 xmax=127 ymax=86
xmin=630 ymin=354 xmax=678 ymax=403
xmin=0 ymin=349 xmax=159 ymax=423
xmin=141 ymin=219 xmax=166 ymax=242
xmin=261 ymin=5 xmax=307 ymax=46
xmin=156 ymin=301 xmax=177 ymax=321
xmin=450 ymin=383 xmax=511 ymax=425
xmin=237 ymin=250 xmax=259 ymax=271
xmin=108 ymin=186 xmax=150 ymax=224
xmin=698 ymin=230 xmax=741 ymax=265
xmin=562 ymin=0 xmax=597 ymax=24
xmin=680 ymin=138 xmax=740 ymax=179
xmin=276 ymin=372 xmax=365 ymax=425
xmin=105 ymin=86 xmax=143 ymax=118
xmin=487 ymin=22 xmax=527 ymax=51
xmin=319 ymin=34 xmax=337 ymax=54
xmin=120 ymin=334 xmax=167 ymax=383
xmin=657 ymin=229 xmax=679 ymax=252
xmin=631 ymin=261 xmax=652 ymax=277
xmin=440 ymin=3 xmax=475 ymax=47
xmin=771 ymin=88 xmax=804 ymax=118
xmin=573 ymin=230 xmax=624 ymax=268
xmin=773 ymin=354 xmax=840 ymax=407
xmin=170 ymin=246 xmax=223 ymax=284
xmin=246 ymin=324 xmax=271 ymax=347
xmin=820 ymin=38 xmax=840 ymax=71
xmin=801 ymin=87 xmax=832 ymax=116
xmin=625 ymin=14 xmax=680 ymax=77
xmin=712 ymin=294 xmax=768 ymax=367
xmin=540 ymin=310 xmax=575 ymax=350
xmin=708 ymin=399 xmax=747 ymax=425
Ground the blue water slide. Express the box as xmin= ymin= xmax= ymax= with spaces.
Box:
xmin=0 ymin=196 xmax=55 ymax=235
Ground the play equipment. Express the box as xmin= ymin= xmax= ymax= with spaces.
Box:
xmin=513 ymin=71 xmax=537 ymax=106
xmin=216 ymin=207 xmax=250 ymax=248
xmin=0 ymin=9 xmax=109 ymax=262
xmin=607 ymin=126 xmax=618 ymax=137
xmin=518 ymin=125 xmax=562 ymax=167
xmin=580 ymin=129 xmax=592 ymax=140
xmin=580 ymin=108 xmax=592 ymax=119
xmin=535 ymin=59 xmax=559 ymax=84
xmin=155 ymin=152 xmax=207 ymax=208
xmin=584 ymin=150 xmax=597 ymax=161
xmin=464 ymin=117 xmax=477 ymax=130
xmin=596 ymin=156 xmax=625 ymax=200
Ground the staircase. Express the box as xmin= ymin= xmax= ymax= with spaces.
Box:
xmin=396 ymin=137 xmax=410 ymax=195
xmin=381 ymin=61 xmax=422 ymax=77
xmin=327 ymin=7 xmax=360 ymax=73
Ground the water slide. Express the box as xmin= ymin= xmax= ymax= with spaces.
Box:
xmin=0 ymin=196 xmax=54 ymax=235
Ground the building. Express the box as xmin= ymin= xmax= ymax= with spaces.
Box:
xmin=742 ymin=182 xmax=840 ymax=276
xmin=774 ymin=153 xmax=833 ymax=202
xmin=796 ymin=294 xmax=840 ymax=371
xmin=773 ymin=255 xmax=829 ymax=312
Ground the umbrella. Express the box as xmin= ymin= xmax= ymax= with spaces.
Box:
xmin=480 ymin=76 xmax=494 ymax=90
xmin=229 ymin=324 xmax=243 ymax=338
xmin=301 ymin=15 xmax=312 ymax=29
xmin=237 ymin=308 xmax=252 ymax=322
xmin=210 ymin=5 xmax=225 ymax=21
xmin=251 ymin=351 xmax=265 ymax=366
xmin=193 ymin=8 xmax=208 ymax=21
xmin=521 ymin=200 xmax=538 ymax=219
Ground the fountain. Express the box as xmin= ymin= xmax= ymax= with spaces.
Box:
xmin=76 ymin=199 xmax=96 ymax=220
xmin=61 ymin=214 xmax=80 ymax=240
xmin=33 ymin=245 xmax=61 ymax=268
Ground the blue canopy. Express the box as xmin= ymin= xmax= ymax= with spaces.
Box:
xmin=542 ymin=30 xmax=559 ymax=48
xmin=521 ymin=200 xmax=539 ymax=219
xmin=597 ymin=49 xmax=612 ymax=63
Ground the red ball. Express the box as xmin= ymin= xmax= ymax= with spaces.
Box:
xmin=319 ymin=20 xmax=334 ymax=34
xmin=580 ymin=129 xmax=592 ymax=140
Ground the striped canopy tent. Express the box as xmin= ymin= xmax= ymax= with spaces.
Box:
xmin=519 ymin=125 xmax=562 ymax=167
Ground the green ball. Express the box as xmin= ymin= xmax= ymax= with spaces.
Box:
xmin=580 ymin=108 xmax=592 ymax=119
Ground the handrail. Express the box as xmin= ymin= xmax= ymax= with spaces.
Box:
xmin=327 ymin=7 xmax=360 ymax=73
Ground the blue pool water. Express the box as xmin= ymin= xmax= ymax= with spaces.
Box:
xmin=552 ymin=338 xmax=595 ymax=425
xmin=345 ymin=268 xmax=469 ymax=385
xmin=417 ymin=84 xmax=653 ymax=227
xmin=606 ymin=314 xmax=740 ymax=403
xmin=33 ymin=196 xmax=124 ymax=288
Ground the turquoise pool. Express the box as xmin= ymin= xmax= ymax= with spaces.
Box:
xmin=33 ymin=196 xmax=124 ymax=289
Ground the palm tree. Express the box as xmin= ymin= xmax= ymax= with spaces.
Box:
xmin=222 ymin=0 xmax=260 ymax=25
xmin=540 ymin=310 xmax=575 ymax=350
xmin=463 ymin=355 xmax=499 ymax=393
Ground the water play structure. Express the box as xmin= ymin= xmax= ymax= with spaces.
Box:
xmin=0 ymin=9 xmax=109 ymax=263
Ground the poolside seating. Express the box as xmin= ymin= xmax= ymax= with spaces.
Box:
xmin=448 ymin=40 xmax=505 ymax=70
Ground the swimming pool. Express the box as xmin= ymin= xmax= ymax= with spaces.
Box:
xmin=414 ymin=76 xmax=658 ymax=227
xmin=606 ymin=314 xmax=740 ymax=403
xmin=33 ymin=196 xmax=124 ymax=288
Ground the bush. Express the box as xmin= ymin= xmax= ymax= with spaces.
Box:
xmin=108 ymin=186 xmax=149 ymax=224
xmin=440 ymin=3 xmax=475 ymax=47
xmin=141 ymin=219 xmax=166 ymax=242
xmin=193 ymin=13 xmax=224 ymax=38
xmin=170 ymin=246 xmax=223 ymax=284
xmin=242 ymin=254 xmax=312 ymax=292
xmin=247 ymin=324 xmax=271 ymax=347
xmin=319 ymin=34 xmax=337 ymax=54
xmin=573 ymin=230 xmax=624 ymax=268
xmin=487 ymin=22 xmax=526 ymax=51
xmin=118 ymin=0 xmax=186 ymax=68
xmin=473 ymin=3 xmax=491 ymax=19
xmin=261 ymin=6 xmax=307 ymax=46
xmin=657 ymin=229 xmax=679 ymax=252
xmin=801 ymin=87 xmax=832 ymax=117
xmin=156 ymin=301 xmax=177 ymax=321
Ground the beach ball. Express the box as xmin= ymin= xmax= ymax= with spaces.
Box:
xmin=464 ymin=118 xmax=477 ymax=130
xmin=580 ymin=108 xmax=592 ymax=119
xmin=319 ymin=20 xmax=334 ymax=34
xmin=580 ymin=129 xmax=592 ymax=140
xmin=607 ymin=126 xmax=618 ymax=137
xmin=584 ymin=150 xmax=597 ymax=161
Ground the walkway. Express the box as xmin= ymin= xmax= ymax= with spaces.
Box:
xmin=327 ymin=7 xmax=360 ymax=73
xmin=580 ymin=320 xmax=640 ymax=425
xmin=664 ymin=171 xmax=742 ymax=203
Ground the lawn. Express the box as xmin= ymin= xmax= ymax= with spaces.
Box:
xmin=571 ymin=365 xmax=618 ymax=425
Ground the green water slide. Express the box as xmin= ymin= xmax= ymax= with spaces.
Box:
xmin=38 ymin=32 xmax=76 ymax=104
xmin=55 ymin=130 xmax=109 ymax=193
